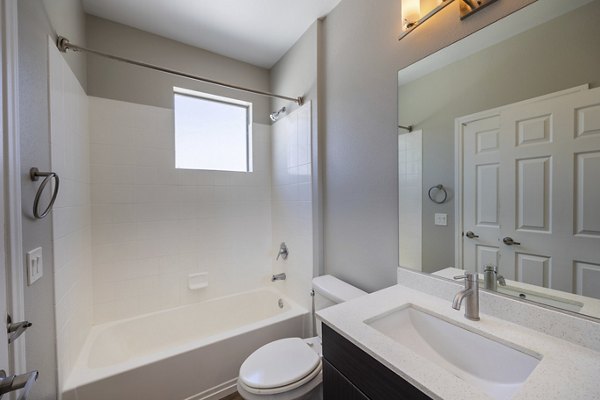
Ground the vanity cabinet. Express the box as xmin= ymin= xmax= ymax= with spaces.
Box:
xmin=322 ymin=324 xmax=431 ymax=400
xmin=323 ymin=360 xmax=369 ymax=400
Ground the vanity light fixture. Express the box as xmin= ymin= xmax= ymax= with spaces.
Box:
xmin=399 ymin=0 xmax=454 ymax=40
xmin=459 ymin=0 xmax=499 ymax=19
xmin=401 ymin=0 xmax=421 ymax=30
xmin=399 ymin=0 xmax=500 ymax=40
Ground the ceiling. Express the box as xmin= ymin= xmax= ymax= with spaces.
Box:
xmin=82 ymin=0 xmax=342 ymax=68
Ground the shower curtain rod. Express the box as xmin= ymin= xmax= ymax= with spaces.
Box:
xmin=57 ymin=36 xmax=304 ymax=105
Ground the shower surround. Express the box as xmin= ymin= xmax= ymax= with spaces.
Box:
xmin=271 ymin=105 xmax=314 ymax=310
xmin=50 ymin=38 xmax=314 ymax=395
xmin=87 ymin=96 xmax=314 ymax=324
xmin=89 ymin=96 xmax=274 ymax=323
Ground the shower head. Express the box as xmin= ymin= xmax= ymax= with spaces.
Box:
xmin=270 ymin=107 xmax=286 ymax=122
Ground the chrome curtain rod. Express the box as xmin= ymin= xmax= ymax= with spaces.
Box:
xmin=57 ymin=36 xmax=304 ymax=105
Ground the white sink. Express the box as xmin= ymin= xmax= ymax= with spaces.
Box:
xmin=365 ymin=305 xmax=541 ymax=400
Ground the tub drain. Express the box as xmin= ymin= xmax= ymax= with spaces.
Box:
xmin=278 ymin=299 xmax=284 ymax=309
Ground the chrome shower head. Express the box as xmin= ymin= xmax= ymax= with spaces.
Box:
xmin=270 ymin=107 xmax=286 ymax=122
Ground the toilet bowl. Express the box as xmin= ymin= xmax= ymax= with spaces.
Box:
xmin=237 ymin=337 xmax=322 ymax=400
xmin=237 ymin=275 xmax=367 ymax=400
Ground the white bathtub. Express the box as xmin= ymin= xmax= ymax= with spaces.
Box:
xmin=63 ymin=288 xmax=308 ymax=400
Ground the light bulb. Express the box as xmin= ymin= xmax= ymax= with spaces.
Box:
xmin=402 ymin=0 xmax=421 ymax=30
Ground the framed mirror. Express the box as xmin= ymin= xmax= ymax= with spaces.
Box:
xmin=398 ymin=0 xmax=600 ymax=319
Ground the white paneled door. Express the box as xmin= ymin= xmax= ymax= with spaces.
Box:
xmin=461 ymin=87 xmax=600 ymax=298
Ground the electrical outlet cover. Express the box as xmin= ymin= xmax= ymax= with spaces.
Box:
xmin=435 ymin=213 xmax=448 ymax=226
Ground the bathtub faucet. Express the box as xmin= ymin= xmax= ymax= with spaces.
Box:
xmin=272 ymin=273 xmax=286 ymax=282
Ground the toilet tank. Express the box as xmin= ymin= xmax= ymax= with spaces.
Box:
xmin=312 ymin=275 xmax=367 ymax=311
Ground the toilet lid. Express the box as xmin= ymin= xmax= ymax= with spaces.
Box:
xmin=239 ymin=338 xmax=321 ymax=391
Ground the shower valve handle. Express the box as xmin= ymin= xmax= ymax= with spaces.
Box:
xmin=276 ymin=242 xmax=289 ymax=260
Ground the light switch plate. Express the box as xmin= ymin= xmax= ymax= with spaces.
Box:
xmin=27 ymin=247 xmax=43 ymax=286
xmin=435 ymin=213 xmax=448 ymax=226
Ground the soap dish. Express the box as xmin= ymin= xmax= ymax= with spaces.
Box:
xmin=188 ymin=272 xmax=208 ymax=290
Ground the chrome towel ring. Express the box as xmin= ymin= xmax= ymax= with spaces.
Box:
xmin=428 ymin=184 xmax=448 ymax=204
xmin=30 ymin=168 xmax=60 ymax=219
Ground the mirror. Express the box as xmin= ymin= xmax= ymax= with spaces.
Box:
xmin=397 ymin=0 xmax=600 ymax=319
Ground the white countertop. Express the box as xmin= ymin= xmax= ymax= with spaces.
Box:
xmin=317 ymin=284 xmax=600 ymax=400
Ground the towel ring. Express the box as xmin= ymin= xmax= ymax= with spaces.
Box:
xmin=428 ymin=184 xmax=448 ymax=204
xmin=30 ymin=168 xmax=60 ymax=219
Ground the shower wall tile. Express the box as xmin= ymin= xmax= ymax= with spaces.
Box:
xmin=271 ymin=104 xmax=314 ymax=312
xmin=89 ymin=97 xmax=273 ymax=324
xmin=398 ymin=131 xmax=422 ymax=271
xmin=49 ymin=40 xmax=93 ymax=390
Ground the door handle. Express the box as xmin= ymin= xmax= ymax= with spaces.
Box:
xmin=7 ymin=314 xmax=32 ymax=344
xmin=0 ymin=370 xmax=38 ymax=400
xmin=465 ymin=231 xmax=479 ymax=239
xmin=502 ymin=237 xmax=521 ymax=246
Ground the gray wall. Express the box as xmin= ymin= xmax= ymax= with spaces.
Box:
xmin=85 ymin=15 xmax=271 ymax=124
xmin=270 ymin=20 xmax=324 ymax=276
xmin=321 ymin=0 xmax=535 ymax=292
xmin=18 ymin=1 xmax=85 ymax=398
xmin=399 ymin=1 xmax=600 ymax=273
xmin=270 ymin=21 xmax=319 ymax=114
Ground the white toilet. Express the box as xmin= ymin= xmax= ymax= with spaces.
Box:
xmin=237 ymin=275 xmax=367 ymax=400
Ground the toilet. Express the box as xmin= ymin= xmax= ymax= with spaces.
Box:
xmin=237 ymin=275 xmax=367 ymax=400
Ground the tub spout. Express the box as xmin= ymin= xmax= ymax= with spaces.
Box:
xmin=272 ymin=273 xmax=286 ymax=282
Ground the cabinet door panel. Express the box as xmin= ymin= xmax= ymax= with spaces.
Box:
xmin=323 ymin=360 xmax=369 ymax=400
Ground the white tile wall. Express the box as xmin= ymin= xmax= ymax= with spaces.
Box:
xmin=89 ymin=97 xmax=273 ymax=323
xmin=398 ymin=130 xmax=422 ymax=271
xmin=49 ymin=40 xmax=93 ymax=389
xmin=270 ymin=104 xmax=314 ymax=310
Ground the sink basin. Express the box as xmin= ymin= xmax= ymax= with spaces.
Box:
xmin=365 ymin=305 xmax=540 ymax=400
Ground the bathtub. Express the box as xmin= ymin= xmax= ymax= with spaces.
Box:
xmin=62 ymin=288 xmax=308 ymax=400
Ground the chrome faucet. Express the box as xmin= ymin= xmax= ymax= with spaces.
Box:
xmin=452 ymin=272 xmax=480 ymax=321
xmin=272 ymin=273 xmax=286 ymax=282
xmin=483 ymin=265 xmax=506 ymax=291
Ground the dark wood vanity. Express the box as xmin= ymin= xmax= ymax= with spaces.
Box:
xmin=322 ymin=324 xmax=431 ymax=400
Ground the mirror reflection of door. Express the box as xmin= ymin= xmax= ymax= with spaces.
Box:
xmin=460 ymin=86 xmax=600 ymax=299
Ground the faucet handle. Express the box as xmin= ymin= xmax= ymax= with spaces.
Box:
xmin=453 ymin=272 xmax=477 ymax=282
xmin=276 ymin=242 xmax=289 ymax=261
xmin=483 ymin=264 xmax=497 ymax=273
xmin=497 ymin=274 xmax=507 ymax=286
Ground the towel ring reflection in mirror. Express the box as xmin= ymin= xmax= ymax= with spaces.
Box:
xmin=428 ymin=184 xmax=448 ymax=204
xmin=30 ymin=168 xmax=60 ymax=219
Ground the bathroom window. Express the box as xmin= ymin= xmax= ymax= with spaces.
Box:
xmin=174 ymin=88 xmax=252 ymax=172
